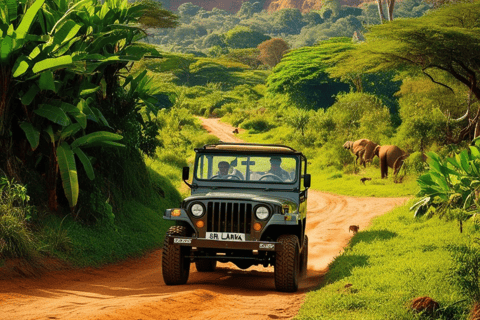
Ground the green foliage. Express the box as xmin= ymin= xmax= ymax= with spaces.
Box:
xmin=224 ymin=26 xmax=270 ymax=49
xmin=412 ymin=146 xmax=480 ymax=228
xmin=331 ymin=2 xmax=480 ymax=103
xmin=266 ymin=37 xmax=352 ymax=109
xmin=0 ymin=178 xmax=37 ymax=259
xmin=240 ymin=116 xmax=273 ymax=133
xmin=451 ymin=242 xmax=480 ymax=302
xmin=0 ymin=0 xmax=177 ymax=213
xmin=403 ymin=151 xmax=428 ymax=175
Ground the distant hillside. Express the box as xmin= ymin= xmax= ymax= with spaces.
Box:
xmin=165 ymin=0 xmax=371 ymax=13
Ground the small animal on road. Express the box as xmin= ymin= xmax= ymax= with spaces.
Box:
xmin=360 ymin=177 xmax=371 ymax=184
xmin=232 ymin=128 xmax=239 ymax=134
xmin=349 ymin=225 xmax=359 ymax=234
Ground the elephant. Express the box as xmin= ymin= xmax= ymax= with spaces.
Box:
xmin=343 ymin=139 xmax=379 ymax=167
xmin=373 ymin=145 xmax=409 ymax=178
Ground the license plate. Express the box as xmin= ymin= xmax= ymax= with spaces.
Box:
xmin=205 ymin=232 xmax=245 ymax=241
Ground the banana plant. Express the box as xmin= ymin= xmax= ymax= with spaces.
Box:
xmin=20 ymin=97 xmax=122 ymax=210
xmin=411 ymin=141 xmax=480 ymax=222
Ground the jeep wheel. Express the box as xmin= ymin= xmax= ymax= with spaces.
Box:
xmin=300 ymin=235 xmax=308 ymax=278
xmin=162 ymin=226 xmax=191 ymax=285
xmin=195 ymin=259 xmax=217 ymax=272
xmin=274 ymin=234 xmax=300 ymax=292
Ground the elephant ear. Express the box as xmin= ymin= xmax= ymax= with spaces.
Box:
xmin=374 ymin=145 xmax=381 ymax=156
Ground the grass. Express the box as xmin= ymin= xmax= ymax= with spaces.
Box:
xmin=235 ymin=124 xmax=419 ymax=198
xmin=296 ymin=202 xmax=478 ymax=320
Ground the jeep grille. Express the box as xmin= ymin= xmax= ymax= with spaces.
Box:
xmin=206 ymin=202 xmax=252 ymax=234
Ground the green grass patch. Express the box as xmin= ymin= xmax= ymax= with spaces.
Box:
xmin=235 ymin=125 xmax=418 ymax=198
xmin=297 ymin=202 xmax=477 ymax=320
xmin=309 ymin=166 xmax=418 ymax=197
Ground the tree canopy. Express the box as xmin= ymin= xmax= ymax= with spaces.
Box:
xmin=330 ymin=2 xmax=480 ymax=102
xmin=266 ymin=37 xmax=352 ymax=109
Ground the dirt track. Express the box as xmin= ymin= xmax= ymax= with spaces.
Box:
xmin=0 ymin=118 xmax=408 ymax=320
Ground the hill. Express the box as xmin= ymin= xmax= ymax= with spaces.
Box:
xmin=164 ymin=0 xmax=371 ymax=13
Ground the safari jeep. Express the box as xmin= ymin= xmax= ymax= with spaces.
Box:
xmin=162 ymin=142 xmax=310 ymax=292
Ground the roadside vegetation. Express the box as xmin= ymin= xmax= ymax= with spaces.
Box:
xmin=297 ymin=202 xmax=480 ymax=320
xmin=2 ymin=0 xmax=480 ymax=318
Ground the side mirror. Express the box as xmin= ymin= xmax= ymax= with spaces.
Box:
xmin=304 ymin=174 xmax=311 ymax=188
xmin=182 ymin=167 xmax=192 ymax=188
xmin=182 ymin=167 xmax=190 ymax=181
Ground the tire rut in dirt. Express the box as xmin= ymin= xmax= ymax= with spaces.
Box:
xmin=275 ymin=234 xmax=300 ymax=292
xmin=162 ymin=226 xmax=191 ymax=285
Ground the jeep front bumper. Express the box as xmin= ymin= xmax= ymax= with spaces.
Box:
xmin=168 ymin=236 xmax=282 ymax=251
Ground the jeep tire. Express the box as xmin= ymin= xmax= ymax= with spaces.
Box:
xmin=162 ymin=226 xmax=191 ymax=285
xmin=300 ymin=235 xmax=308 ymax=278
xmin=274 ymin=234 xmax=300 ymax=292
xmin=195 ymin=259 xmax=217 ymax=272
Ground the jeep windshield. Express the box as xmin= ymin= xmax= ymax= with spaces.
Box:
xmin=194 ymin=154 xmax=298 ymax=184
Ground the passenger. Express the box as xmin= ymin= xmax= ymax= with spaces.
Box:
xmin=268 ymin=157 xmax=290 ymax=181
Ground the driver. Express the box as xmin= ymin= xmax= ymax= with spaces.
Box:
xmin=268 ymin=157 xmax=290 ymax=181
xmin=217 ymin=161 xmax=230 ymax=178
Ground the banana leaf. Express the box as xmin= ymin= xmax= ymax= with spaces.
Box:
xmin=57 ymin=141 xmax=78 ymax=208
xmin=73 ymin=147 xmax=94 ymax=180
xmin=16 ymin=0 xmax=45 ymax=39
xmin=19 ymin=122 xmax=40 ymax=150
xmin=70 ymin=131 xmax=123 ymax=149
xmin=34 ymin=104 xmax=71 ymax=126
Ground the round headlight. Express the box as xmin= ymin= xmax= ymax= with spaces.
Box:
xmin=255 ymin=206 xmax=269 ymax=220
xmin=191 ymin=203 xmax=204 ymax=217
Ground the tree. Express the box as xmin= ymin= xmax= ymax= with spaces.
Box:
xmin=330 ymin=3 xmax=480 ymax=140
xmin=224 ymin=26 xmax=270 ymax=49
xmin=266 ymin=37 xmax=352 ymax=110
xmin=273 ymin=8 xmax=306 ymax=34
xmin=257 ymin=38 xmax=289 ymax=68
xmin=177 ymin=2 xmax=202 ymax=16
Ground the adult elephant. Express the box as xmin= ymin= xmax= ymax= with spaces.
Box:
xmin=343 ymin=139 xmax=378 ymax=167
xmin=373 ymin=145 xmax=409 ymax=178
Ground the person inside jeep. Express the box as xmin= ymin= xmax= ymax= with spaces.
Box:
xmin=267 ymin=157 xmax=290 ymax=181
xmin=217 ymin=161 xmax=230 ymax=178
xmin=213 ymin=161 xmax=243 ymax=180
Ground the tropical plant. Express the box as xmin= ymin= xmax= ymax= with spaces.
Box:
xmin=411 ymin=143 xmax=480 ymax=231
xmin=0 ymin=0 xmax=177 ymax=212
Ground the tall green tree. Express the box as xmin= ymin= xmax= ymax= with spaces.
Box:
xmin=224 ymin=26 xmax=270 ymax=49
xmin=330 ymin=2 xmax=480 ymax=140
xmin=266 ymin=37 xmax=352 ymax=110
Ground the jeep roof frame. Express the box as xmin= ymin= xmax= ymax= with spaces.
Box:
xmin=195 ymin=142 xmax=306 ymax=160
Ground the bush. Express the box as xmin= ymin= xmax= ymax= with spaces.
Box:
xmin=240 ymin=116 xmax=273 ymax=132
xmin=403 ymin=151 xmax=427 ymax=174
xmin=0 ymin=178 xmax=37 ymax=259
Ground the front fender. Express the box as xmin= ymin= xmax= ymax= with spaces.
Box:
xmin=164 ymin=208 xmax=195 ymax=230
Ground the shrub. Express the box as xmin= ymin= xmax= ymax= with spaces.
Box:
xmin=240 ymin=117 xmax=273 ymax=133
xmin=0 ymin=178 xmax=37 ymax=259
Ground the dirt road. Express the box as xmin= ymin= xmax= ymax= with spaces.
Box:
xmin=0 ymin=118 xmax=408 ymax=320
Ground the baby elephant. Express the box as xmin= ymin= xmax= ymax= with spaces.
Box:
xmin=373 ymin=145 xmax=409 ymax=178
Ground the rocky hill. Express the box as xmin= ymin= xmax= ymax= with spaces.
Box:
xmin=167 ymin=0 xmax=371 ymax=13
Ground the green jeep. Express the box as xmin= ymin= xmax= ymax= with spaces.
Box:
xmin=162 ymin=142 xmax=310 ymax=292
